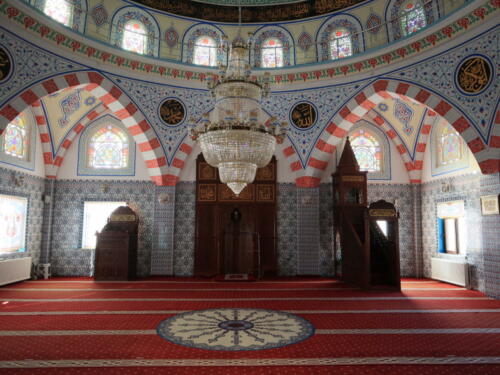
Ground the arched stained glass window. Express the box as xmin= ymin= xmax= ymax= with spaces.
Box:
xmin=43 ymin=0 xmax=72 ymax=27
xmin=122 ymin=20 xmax=147 ymax=55
xmin=88 ymin=125 xmax=129 ymax=169
xmin=350 ymin=129 xmax=381 ymax=172
xmin=3 ymin=113 xmax=29 ymax=160
xmin=329 ymin=28 xmax=352 ymax=60
xmin=400 ymin=1 xmax=426 ymax=36
xmin=261 ymin=38 xmax=283 ymax=68
xmin=194 ymin=36 xmax=217 ymax=66
xmin=438 ymin=124 xmax=463 ymax=166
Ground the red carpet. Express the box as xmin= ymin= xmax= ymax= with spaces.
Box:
xmin=0 ymin=278 xmax=499 ymax=374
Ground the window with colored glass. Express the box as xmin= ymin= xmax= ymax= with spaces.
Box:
xmin=329 ymin=28 xmax=352 ymax=60
xmin=87 ymin=125 xmax=129 ymax=169
xmin=194 ymin=37 xmax=217 ymax=66
xmin=43 ymin=0 xmax=72 ymax=27
xmin=438 ymin=124 xmax=463 ymax=166
xmin=350 ymin=129 xmax=382 ymax=172
xmin=400 ymin=1 xmax=427 ymax=36
xmin=122 ymin=20 xmax=147 ymax=54
xmin=3 ymin=113 xmax=29 ymax=160
xmin=261 ymin=38 xmax=283 ymax=68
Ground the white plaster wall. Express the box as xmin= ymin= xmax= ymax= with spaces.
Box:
xmin=56 ymin=132 xmax=151 ymax=180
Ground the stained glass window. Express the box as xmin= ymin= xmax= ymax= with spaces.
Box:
xmin=194 ymin=37 xmax=217 ymax=66
xmin=3 ymin=113 xmax=29 ymax=160
xmin=330 ymin=28 xmax=352 ymax=60
xmin=261 ymin=38 xmax=283 ymax=68
xmin=400 ymin=1 xmax=426 ymax=36
xmin=350 ymin=129 xmax=381 ymax=172
xmin=439 ymin=124 xmax=463 ymax=165
xmin=43 ymin=0 xmax=72 ymax=27
xmin=87 ymin=125 xmax=129 ymax=169
xmin=122 ymin=20 xmax=147 ymax=54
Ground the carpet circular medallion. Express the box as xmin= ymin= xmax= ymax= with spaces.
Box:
xmin=156 ymin=308 xmax=315 ymax=351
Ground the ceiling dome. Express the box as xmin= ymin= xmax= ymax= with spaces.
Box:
xmin=131 ymin=0 xmax=367 ymax=22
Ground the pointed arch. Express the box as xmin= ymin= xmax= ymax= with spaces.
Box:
xmin=303 ymin=79 xmax=494 ymax=187
xmin=316 ymin=14 xmax=364 ymax=62
xmin=182 ymin=24 xmax=227 ymax=66
xmin=385 ymin=0 xmax=439 ymax=42
xmin=110 ymin=6 xmax=160 ymax=57
xmin=0 ymin=71 xmax=172 ymax=185
xmin=252 ymin=26 xmax=295 ymax=68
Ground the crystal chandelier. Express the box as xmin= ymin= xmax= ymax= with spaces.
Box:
xmin=190 ymin=33 xmax=286 ymax=196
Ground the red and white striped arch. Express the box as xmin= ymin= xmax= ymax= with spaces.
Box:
xmin=304 ymin=79 xmax=496 ymax=187
xmin=0 ymin=71 xmax=174 ymax=185
xmin=30 ymin=100 xmax=53 ymax=177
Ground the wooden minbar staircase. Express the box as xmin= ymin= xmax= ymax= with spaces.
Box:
xmin=332 ymin=138 xmax=400 ymax=290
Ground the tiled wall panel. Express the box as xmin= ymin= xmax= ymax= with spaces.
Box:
xmin=50 ymin=179 xmax=155 ymax=276
xmin=173 ymin=182 xmax=196 ymax=276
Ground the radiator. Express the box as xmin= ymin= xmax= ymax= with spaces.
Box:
xmin=0 ymin=257 xmax=32 ymax=286
xmin=431 ymin=257 xmax=469 ymax=287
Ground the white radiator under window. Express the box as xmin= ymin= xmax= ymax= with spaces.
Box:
xmin=431 ymin=257 xmax=469 ymax=287
xmin=0 ymin=257 xmax=32 ymax=286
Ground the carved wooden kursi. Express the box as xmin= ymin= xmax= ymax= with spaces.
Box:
xmin=94 ymin=206 xmax=138 ymax=281
xmin=195 ymin=154 xmax=277 ymax=277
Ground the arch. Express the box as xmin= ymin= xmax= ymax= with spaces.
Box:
xmin=302 ymin=79 xmax=494 ymax=187
xmin=110 ymin=6 xmax=160 ymax=57
xmin=385 ymin=0 xmax=439 ymax=42
xmin=349 ymin=119 xmax=391 ymax=180
xmin=252 ymin=26 xmax=295 ymax=68
xmin=0 ymin=71 xmax=172 ymax=185
xmin=77 ymin=114 xmax=135 ymax=176
xmin=34 ymin=0 xmax=87 ymax=33
xmin=316 ymin=14 xmax=364 ymax=62
xmin=182 ymin=23 xmax=227 ymax=66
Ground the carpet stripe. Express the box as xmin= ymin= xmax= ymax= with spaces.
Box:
xmin=1 ymin=308 xmax=498 ymax=315
xmin=22 ymin=280 xmax=439 ymax=284
xmin=2 ymin=328 xmax=500 ymax=336
xmin=2 ymin=297 xmax=488 ymax=302
xmin=1 ymin=357 xmax=499 ymax=368
xmin=1 ymin=287 xmax=463 ymax=291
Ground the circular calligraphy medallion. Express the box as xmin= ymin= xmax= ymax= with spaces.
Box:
xmin=455 ymin=55 xmax=493 ymax=95
xmin=157 ymin=308 xmax=315 ymax=351
xmin=0 ymin=47 xmax=12 ymax=82
xmin=159 ymin=98 xmax=186 ymax=126
xmin=290 ymin=102 xmax=317 ymax=129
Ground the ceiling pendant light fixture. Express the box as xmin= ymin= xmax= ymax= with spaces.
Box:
xmin=190 ymin=5 xmax=286 ymax=196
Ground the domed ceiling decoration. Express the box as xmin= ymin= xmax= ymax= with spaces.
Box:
xmin=131 ymin=0 xmax=366 ymax=22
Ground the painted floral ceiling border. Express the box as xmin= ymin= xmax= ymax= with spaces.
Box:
xmin=0 ymin=0 xmax=498 ymax=85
